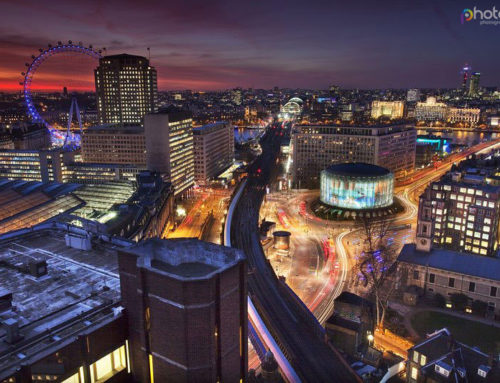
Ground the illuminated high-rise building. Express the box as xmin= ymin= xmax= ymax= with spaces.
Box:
xmin=193 ymin=122 xmax=234 ymax=185
xmin=416 ymin=172 xmax=500 ymax=256
xmin=469 ymin=72 xmax=481 ymax=97
xmin=95 ymin=54 xmax=157 ymax=125
xmin=291 ymin=124 xmax=416 ymax=187
xmin=81 ymin=125 xmax=147 ymax=165
xmin=145 ymin=108 xmax=194 ymax=196
xmin=461 ymin=64 xmax=471 ymax=92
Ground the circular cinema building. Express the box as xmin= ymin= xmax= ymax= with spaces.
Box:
xmin=320 ymin=163 xmax=394 ymax=210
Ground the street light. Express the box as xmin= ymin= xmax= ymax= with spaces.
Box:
xmin=367 ymin=332 xmax=374 ymax=346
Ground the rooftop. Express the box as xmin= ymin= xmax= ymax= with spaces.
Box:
xmin=297 ymin=123 xmax=414 ymax=132
xmin=85 ymin=125 xmax=144 ymax=134
xmin=323 ymin=163 xmax=392 ymax=177
xmin=398 ymin=244 xmax=500 ymax=282
xmin=193 ymin=121 xmax=228 ymax=133
xmin=0 ymin=225 xmax=131 ymax=373
xmin=152 ymin=106 xmax=192 ymax=122
xmin=126 ymin=238 xmax=245 ymax=280
xmin=0 ymin=179 xmax=85 ymax=235
xmin=409 ymin=329 xmax=500 ymax=382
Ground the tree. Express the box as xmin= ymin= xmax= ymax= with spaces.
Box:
xmin=471 ymin=300 xmax=488 ymax=317
xmin=433 ymin=293 xmax=446 ymax=308
xmin=354 ymin=216 xmax=399 ymax=329
xmin=450 ymin=293 xmax=469 ymax=312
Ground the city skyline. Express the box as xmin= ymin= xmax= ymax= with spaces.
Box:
xmin=1 ymin=0 xmax=500 ymax=91
xmin=1 ymin=2 xmax=500 ymax=382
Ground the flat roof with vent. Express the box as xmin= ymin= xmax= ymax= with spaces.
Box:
xmin=0 ymin=227 xmax=131 ymax=357
xmin=126 ymin=238 xmax=245 ymax=281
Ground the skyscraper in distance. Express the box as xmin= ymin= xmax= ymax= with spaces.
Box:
xmin=469 ymin=72 xmax=481 ymax=97
xmin=95 ymin=54 xmax=158 ymax=125
xmin=460 ymin=64 xmax=471 ymax=92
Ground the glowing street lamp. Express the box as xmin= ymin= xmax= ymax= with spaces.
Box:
xmin=367 ymin=332 xmax=374 ymax=345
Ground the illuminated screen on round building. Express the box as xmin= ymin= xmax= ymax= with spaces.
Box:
xmin=320 ymin=163 xmax=394 ymax=210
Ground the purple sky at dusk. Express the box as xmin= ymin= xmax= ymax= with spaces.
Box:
xmin=0 ymin=0 xmax=499 ymax=91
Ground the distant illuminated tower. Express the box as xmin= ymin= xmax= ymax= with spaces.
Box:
xmin=469 ymin=72 xmax=481 ymax=97
xmin=95 ymin=54 xmax=157 ymax=125
xmin=461 ymin=64 xmax=471 ymax=92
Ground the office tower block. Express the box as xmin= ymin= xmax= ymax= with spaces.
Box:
xmin=193 ymin=122 xmax=234 ymax=185
xmin=291 ymin=124 xmax=416 ymax=187
xmin=469 ymin=72 xmax=481 ymax=97
xmin=145 ymin=108 xmax=194 ymax=196
xmin=81 ymin=125 xmax=146 ymax=165
xmin=95 ymin=54 xmax=157 ymax=125
xmin=416 ymin=173 xmax=500 ymax=256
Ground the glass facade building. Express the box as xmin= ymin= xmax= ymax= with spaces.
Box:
xmin=320 ymin=163 xmax=394 ymax=210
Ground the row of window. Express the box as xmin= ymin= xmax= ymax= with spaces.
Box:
xmin=420 ymin=271 xmax=498 ymax=297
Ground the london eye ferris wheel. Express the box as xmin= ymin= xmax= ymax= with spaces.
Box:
xmin=21 ymin=41 xmax=103 ymax=147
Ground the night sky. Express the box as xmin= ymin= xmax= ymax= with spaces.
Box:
xmin=1 ymin=0 xmax=499 ymax=91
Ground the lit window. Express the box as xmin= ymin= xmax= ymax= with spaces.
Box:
xmin=411 ymin=366 xmax=418 ymax=380
xmin=90 ymin=345 xmax=127 ymax=383
xmin=420 ymin=354 xmax=427 ymax=366
xmin=413 ymin=351 xmax=419 ymax=363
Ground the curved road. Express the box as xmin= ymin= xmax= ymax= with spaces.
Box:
xmin=230 ymin=127 xmax=360 ymax=382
